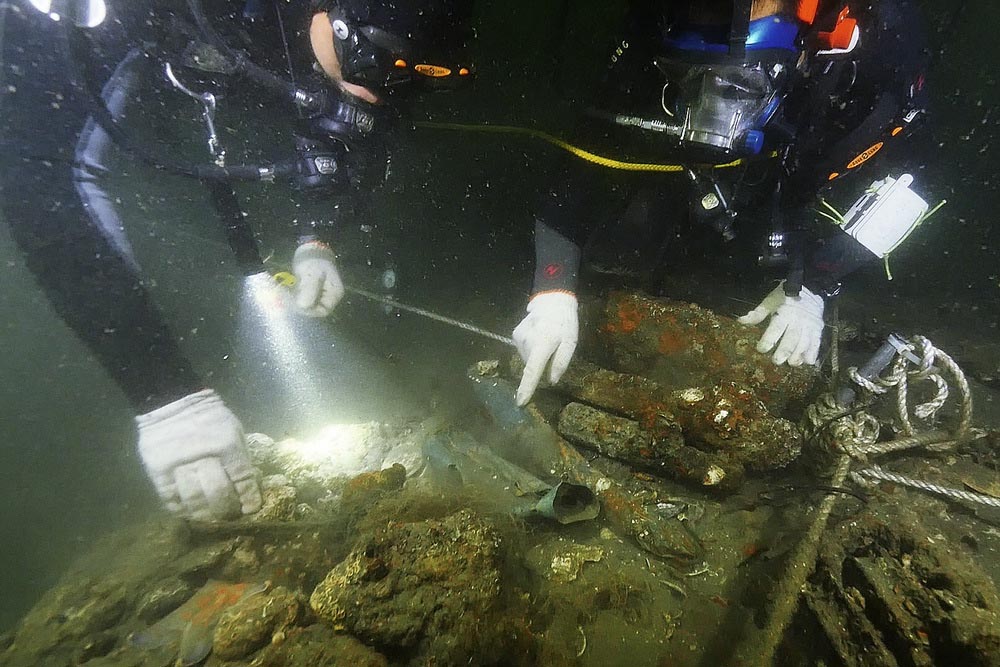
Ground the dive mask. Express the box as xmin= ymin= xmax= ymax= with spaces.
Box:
xmin=327 ymin=5 xmax=473 ymax=93
xmin=657 ymin=14 xmax=801 ymax=157
xmin=659 ymin=60 xmax=787 ymax=156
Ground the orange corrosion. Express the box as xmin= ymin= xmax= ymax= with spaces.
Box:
xmin=657 ymin=330 xmax=685 ymax=355
xmin=606 ymin=301 xmax=644 ymax=334
xmin=178 ymin=582 xmax=250 ymax=625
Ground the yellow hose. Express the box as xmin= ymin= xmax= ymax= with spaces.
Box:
xmin=414 ymin=121 xmax=769 ymax=173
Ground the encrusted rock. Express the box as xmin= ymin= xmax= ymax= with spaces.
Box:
xmin=175 ymin=538 xmax=239 ymax=578
xmin=213 ymin=586 xmax=304 ymax=661
xmin=340 ymin=463 xmax=407 ymax=517
xmin=250 ymin=625 xmax=388 ymax=667
xmin=136 ymin=578 xmax=194 ymax=623
xmin=253 ymin=476 xmax=298 ymax=522
xmin=310 ymin=509 xmax=505 ymax=665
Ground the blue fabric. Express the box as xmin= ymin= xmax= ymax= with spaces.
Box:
xmin=664 ymin=15 xmax=800 ymax=55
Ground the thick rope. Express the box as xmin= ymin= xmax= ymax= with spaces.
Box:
xmin=752 ymin=455 xmax=852 ymax=667
xmin=851 ymin=465 xmax=1000 ymax=509
xmin=753 ymin=334 xmax=976 ymax=666
xmin=846 ymin=335 xmax=972 ymax=442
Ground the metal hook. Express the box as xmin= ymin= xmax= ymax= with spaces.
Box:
xmin=164 ymin=62 xmax=226 ymax=166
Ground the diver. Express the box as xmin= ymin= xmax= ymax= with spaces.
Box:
xmin=0 ymin=0 xmax=473 ymax=519
xmin=512 ymin=0 xmax=934 ymax=406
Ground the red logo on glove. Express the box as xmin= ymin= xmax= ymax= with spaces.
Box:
xmin=543 ymin=263 xmax=563 ymax=279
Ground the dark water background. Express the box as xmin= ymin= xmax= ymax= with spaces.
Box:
xmin=1 ymin=0 xmax=997 ymax=632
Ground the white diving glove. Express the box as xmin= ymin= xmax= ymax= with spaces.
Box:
xmin=738 ymin=282 xmax=825 ymax=367
xmin=136 ymin=389 xmax=262 ymax=521
xmin=513 ymin=291 xmax=579 ymax=406
xmin=292 ymin=240 xmax=345 ymax=317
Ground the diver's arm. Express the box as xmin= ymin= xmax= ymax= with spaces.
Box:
xmin=800 ymin=233 xmax=877 ymax=297
xmin=514 ymin=220 xmax=580 ymax=406
xmin=797 ymin=0 xmax=931 ymax=295
xmin=513 ymin=202 xmax=587 ymax=406
xmin=532 ymin=219 xmax=581 ymax=296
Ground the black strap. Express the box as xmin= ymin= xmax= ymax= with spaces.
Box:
xmin=813 ymin=93 xmax=901 ymax=183
xmin=729 ymin=0 xmax=753 ymax=60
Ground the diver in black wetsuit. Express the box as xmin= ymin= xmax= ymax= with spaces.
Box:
xmin=512 ymin=0 xmax=934 ymax=406
xmin=0 ymin=0 xmax=472 ymax=520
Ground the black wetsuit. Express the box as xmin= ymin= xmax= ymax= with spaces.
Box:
xmin=0 ymin=1 xmax=379 ymax=411
xmin=531 ymin=0 xmax=930 ymax=300
xmin=0 ymin=3 xmax=206 ymax=411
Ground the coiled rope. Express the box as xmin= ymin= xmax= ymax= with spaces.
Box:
xmin=753 ymin=334 xmax=977 ymax=666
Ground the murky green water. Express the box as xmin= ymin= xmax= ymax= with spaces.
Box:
xmin=2 ymin=1 xmax=1000 ymax=665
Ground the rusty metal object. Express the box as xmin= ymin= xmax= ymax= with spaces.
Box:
xmin=558 ymin=402 xmax=670 ymax=465
xmin=548 ymin=431 xmax=704 ymax=562
xmin=670 ymin=382 xmax=803 ymax=472
xmin=556 ymin=359 xmax=803 ymax=482
xmin=470 ymin=371 xmax=704 ymax=561
xmin=598 ymin=291 xmax=819 ymax=415
xmin=556 ymin=400 xmax=744 ymax=491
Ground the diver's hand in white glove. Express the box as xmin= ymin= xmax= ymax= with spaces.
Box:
xmin=738 ymin=282 xmax=825 ymax=366
xmin=136 ymin=390 xmax=262 ymax=521
xmin=293 ymin=241 xmax=344 ymax=317
xmin=513 ymin=291 xmax=579 ymax=406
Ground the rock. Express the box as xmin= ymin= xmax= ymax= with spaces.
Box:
xmin=73 ymin=630 xmax=117 ymax=663
xmin=221 ymin=542 xmax=262 ymax=581
xmin=250 ymin=625 xmax=388 ymax=667
xmin=174 ymin=538 xmax=239 ymax=578
xmin=60 ymin=583 xmax=129 ymax=639
xmin=254 ymin=478 xmax=298 ymax=522
xmin=339 ymin=463 xmax=407 ymax=517
xmin=310 ymin=509 xmax=506 ymax=665
xmin=213 ymin=586 xmax=304 ymax=661
xmin=136 ymin=579 xmax=194 ymax=623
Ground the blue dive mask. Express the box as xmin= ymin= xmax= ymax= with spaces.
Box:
xmin=657 ymin=14 xmax=802 ymax=157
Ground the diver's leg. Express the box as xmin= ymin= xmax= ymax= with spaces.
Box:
xmin=2 ymin=158 xmax=204 ymax=411
xmin=1 ymin=45 xmax=202 ymax=411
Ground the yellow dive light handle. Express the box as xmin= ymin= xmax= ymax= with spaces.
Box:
xmin=271 ymin=271 xmax=297 ymax=287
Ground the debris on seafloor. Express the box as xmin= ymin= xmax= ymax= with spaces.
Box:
xmin=470 ymin=369 xmax=705 ymax=562
xmin=128 ymin=580 xmax=268 ymax=666
xmin=498 ymin=290 xmax=815 ymax=493
xmin=598 ymin=291 xmax=819 ymax=414
xmin=526 ymin=542 xmax=605 ymax=584
xmin=553 ymin=359 xmax=804 ymax=491
xmin=339 ymin=462 xmax=407 ymax=516
xmin=422 ymin=429 xmax=600 ymax=524
xmin=310 ymin=509 xmax=516 ymax=665
xmin=799 ymin=496 xmax=1000 ymax=666
xmin=246 ymin=421 xmax=428 ymax=503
